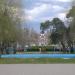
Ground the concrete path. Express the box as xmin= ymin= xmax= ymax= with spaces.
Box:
xmin=0 ymin=64 xmax=75 ymax=75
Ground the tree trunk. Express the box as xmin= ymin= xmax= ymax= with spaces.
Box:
xmin=60 ymin=41 xmax=66 ymax=53
xmin=67 ymin=40 xmax=74 ymax=53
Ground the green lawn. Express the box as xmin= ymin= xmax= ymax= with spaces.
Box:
xmin=0 ymin=58 xmax=75 ymax=64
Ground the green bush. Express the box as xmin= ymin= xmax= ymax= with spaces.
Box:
xmin=26 ymin=46 xmax=54 ymax=52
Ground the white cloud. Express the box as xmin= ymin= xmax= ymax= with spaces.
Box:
xmin=25 ymin=3 xmax=66 ymax=21
xmin=25 ymin=4 xmax=51 ymax=20
xmin=39 ymin=12 xmax=67 ymax=22
xmin=57 ymin=0 xmax=71 ymax=2
xmin=40 ymin=17 xmax=53 ymax=22
xmin=57 ymin=13 xmax=66 ymax=21
xmin=56 ymin=8 xmax=71 ymax=21
xmin=53 ymin=5 xmax=65 ymax=12
xmin=35 ymin=0 xmax=71 ymax=3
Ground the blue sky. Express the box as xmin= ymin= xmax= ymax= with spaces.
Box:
xmin=22 ymin=0 xmax=72 ymax=33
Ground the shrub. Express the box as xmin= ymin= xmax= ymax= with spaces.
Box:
xmin=26 ymin=46 xmax=54 ymax=52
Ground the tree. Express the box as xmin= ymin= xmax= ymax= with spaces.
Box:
xmin=0 ymin=0 xmax=23 ymax=54
xmin=66 ymin=2 xmax=75 ymax=53
xmin=40 ymin=18 xmax=65 ymax=43
xmin=40 ymin=20 xmax=51 ymax=33
xmin=40 ymin=17 xmax=73 ymax=53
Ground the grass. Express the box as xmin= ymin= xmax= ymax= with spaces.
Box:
xmin=0 ymin=58 xmax=75 ymax=64
xmin=17 ymin=51 xmax=63 ymax=54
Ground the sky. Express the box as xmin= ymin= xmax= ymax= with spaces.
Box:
xmin=22 ymin=0 xmax=72 ymax=33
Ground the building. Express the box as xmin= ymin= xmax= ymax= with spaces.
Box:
xmin=39 ymin=32 xmax=48 ymax=46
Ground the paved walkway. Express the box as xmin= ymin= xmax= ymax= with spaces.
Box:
xmin=0 ymin=64 xmax=75 ymax=75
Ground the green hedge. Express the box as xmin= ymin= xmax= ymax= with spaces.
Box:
xmin=26 ymin=46 xmax=54 ymax=52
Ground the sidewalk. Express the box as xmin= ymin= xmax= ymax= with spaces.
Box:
xmin=0 ymin=64 xmax=75 ymax=75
